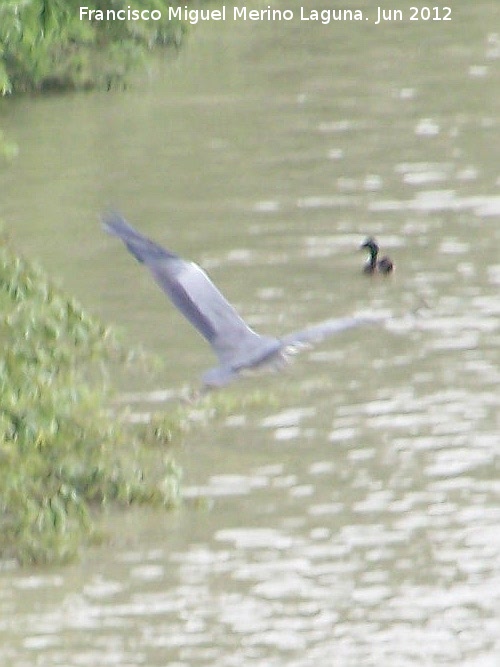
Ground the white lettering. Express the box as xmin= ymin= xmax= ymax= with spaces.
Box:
xmin=167 ymin=5 xmax=224 ymax=24
xmin=234 ymin=6 xmax=246 ymax=20
xmin=300 ymin=7 xmax=363 ymax=23
xmin=233 ymin=6 xmax=293 ymax=21
xmin=79 ymin=5 xmax=162 ymax=21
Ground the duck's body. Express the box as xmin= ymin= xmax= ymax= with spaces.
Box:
xmin=361 ymin=237 xmax=394 ymax=275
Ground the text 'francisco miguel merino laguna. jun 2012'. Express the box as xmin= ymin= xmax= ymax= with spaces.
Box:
xmin=79 ymin=5 xmax=452 ymax=26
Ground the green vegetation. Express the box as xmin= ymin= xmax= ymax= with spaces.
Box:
xmin=0 ymin=234 xmax=279 ymax=566
xmin=0 ymin=1 xmax=279 ymax=567
xmin=0 ymin=0 xmax=185 ymax=94
xmin=0 ymin=2 xmax=192 ymax=565
xmin=0 ymin=235 xmax=182 ymax=565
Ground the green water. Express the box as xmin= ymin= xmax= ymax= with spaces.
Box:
xmin=0 ymin=1 xmax=499 ymax=664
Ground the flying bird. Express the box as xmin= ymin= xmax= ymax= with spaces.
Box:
xmin=103 ymin=213 xmax=382 ymax=388
xmin=360 ymin=237 xmax=394 ymax=275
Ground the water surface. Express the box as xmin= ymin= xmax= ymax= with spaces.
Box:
xmin=0 ymin=1 xmax=499 ymax=664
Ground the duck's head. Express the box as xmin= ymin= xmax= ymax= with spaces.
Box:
xmin=360 ymin=237 xmax=379 ymax=257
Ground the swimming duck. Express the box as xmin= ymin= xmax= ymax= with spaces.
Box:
xmin=360 ymin=237 xmax=394 ymax=275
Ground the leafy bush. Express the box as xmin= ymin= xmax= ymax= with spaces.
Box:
xmin=0 ymin=0 xmax=186 ymax=93
xmin=0 ymin=236 xmax=181 ymax=564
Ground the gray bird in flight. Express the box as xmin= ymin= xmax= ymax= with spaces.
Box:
xmin=103 ymin=213 xmax=381 ymax=389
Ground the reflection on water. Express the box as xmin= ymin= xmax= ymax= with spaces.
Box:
xmin=1 ymin=0 xmax=499 ymax=664
xmin=0 ymin=435 xmax=499 ymax=665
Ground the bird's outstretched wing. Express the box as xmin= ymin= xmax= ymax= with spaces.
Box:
xmin=281 ymin=315 xmax=383 ymax=348
xmin=102 ymin=212 xmax=278 ymax=367
xmin=102 ymin=212 xmax=179 ymax=263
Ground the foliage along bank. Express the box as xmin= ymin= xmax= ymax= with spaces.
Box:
xmin=0 ymin=0 xmax=186 ymax=94
xmin=0 ymin=234 xmax=182 ymax=565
